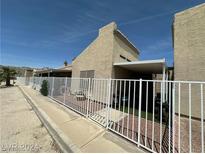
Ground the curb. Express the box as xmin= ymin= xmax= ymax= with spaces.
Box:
xmin=18 ymin=86 xmax=81 ymax=153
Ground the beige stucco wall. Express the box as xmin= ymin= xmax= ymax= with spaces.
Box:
xmin=113 ymin=35 xmax=138 ymax=63
xmin=71 ymin=22 xmax=139 ymax=103
xmin=72 ymin=22 xmax=139 ymax=79
xmin=173 ymin=3 xmax=205 ymax=118
xmin=72 ymin=22 xmax=116 ymax=79
xmin=112 ymin=32 xmax=139 ymax=78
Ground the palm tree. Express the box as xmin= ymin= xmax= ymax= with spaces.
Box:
xmin=0 ymin=67 xmax=17 ymax=86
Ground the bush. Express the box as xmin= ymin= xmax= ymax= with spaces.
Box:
xmin=40 ymin=80 xmax=48 ymax=96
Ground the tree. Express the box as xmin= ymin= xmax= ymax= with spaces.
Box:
xmin=40 ymin=80 xmax=48 ymax=96
xmin=64 ymin=60 xmax=68 ymax=66
xmin=0 ymin=67 xmax=17 ymax=86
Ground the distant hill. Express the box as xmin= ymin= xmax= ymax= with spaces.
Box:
xmin=0 ymin=65 xmax=35 ymax=77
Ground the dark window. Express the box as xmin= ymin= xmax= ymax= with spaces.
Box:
xmin=120 ymin=55 xmax=126 ymax=60
xmin=120 ymin=55 xmax=131 ymax=62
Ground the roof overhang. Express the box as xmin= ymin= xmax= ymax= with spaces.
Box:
xmin=34 ymin=69 xmax=72 ymax=74
xmin=114 ymin=30 xmax=140 ymax=55
xmin=114 ymin=59 xmax=166 ymax=74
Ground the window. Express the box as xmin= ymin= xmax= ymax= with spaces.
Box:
xmin=120 ymin=55 xmax=126 ymax=60
xmin=120 ymin=55 xmax=131 ymax=62
xmin=80 ymin=70 xmax=95 ymax=78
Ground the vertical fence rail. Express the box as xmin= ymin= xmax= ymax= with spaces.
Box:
xmin=178 ymin=83 xmax=181 ymax=153
xmin=138 ymin=79 xmax=142 ymax=147
xmin=132 ymin=81 xmax=136 ymax=140
xmin=168 ymin=82 xmax=171 ymax=153
xmin=160 ymin=82 xmax=163 ymax=153
xmin=106 ymin=79 xmax=111 ymax=129
xmin=152 ymin=81 xmax=155 ymax=151
xmin=200 ymin=84 xmax=204 ymax=153
xmin=145 ymin=81 xmax=148 ymax=147
xmin=189 ymin=83 xmax=192 ymax=153
xmin=172 ymin=83 xmax=175 ymax=153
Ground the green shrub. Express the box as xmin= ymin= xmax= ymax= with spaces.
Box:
xmin=40 ymin=80 xmax=48 ymax=96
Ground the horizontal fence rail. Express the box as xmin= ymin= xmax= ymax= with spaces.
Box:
xmin=17 ymin=77 xmax=205 ymax=153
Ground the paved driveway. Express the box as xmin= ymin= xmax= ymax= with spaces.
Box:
xmin=0 ymin=86 xmax=60 ymax=152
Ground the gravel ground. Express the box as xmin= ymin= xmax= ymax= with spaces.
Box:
xmin=0 ymin=86 xmax=60 ymax=153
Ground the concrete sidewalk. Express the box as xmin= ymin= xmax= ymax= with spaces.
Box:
xmin=19 ymin=86 xmax=144 ymax=153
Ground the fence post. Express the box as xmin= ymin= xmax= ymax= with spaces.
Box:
xmin=172 ymin=83 xmax=175 ymax=152
xmin=106 ymin=78 xmax=111 ymax=129
xmin=64 ymin=77 xmax=68 ymax=104
xmin=86 ymin=78 xmax=91 ymax=118
xmin=200 ymin=84 xmax=204 ymax=153
xmin=137 ymin=78 xmax=142 ymax=147
xmin=51 ymin=77 xmax=55 ymax=97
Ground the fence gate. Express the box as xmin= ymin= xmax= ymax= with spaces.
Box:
xmin=87 ymin=79 xmax=113 ymax=127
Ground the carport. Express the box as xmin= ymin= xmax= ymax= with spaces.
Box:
xmin=113 ymin=59 xmax=167 ymax=81
xmin=113 ymin=58 xmax=167 ymax=107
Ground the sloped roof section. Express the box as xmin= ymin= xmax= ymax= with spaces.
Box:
xmin=57 ymin=64 xmax=72 ymax=71
xmin=114 ymin=29 xmax=140 ymax=55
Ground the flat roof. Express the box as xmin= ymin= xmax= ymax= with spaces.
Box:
xmin=114 ymin=59 xmax=166 ymax=74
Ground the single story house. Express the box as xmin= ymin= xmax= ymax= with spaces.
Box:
xmin=71 ymin=22 xmax=169 ymax=81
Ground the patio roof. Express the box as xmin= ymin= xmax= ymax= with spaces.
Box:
xmin=113 ymin=59 xmax=166 ymax=74
xmin=34 ymin=64 xmax=72 ymax=74
xmin=34 ymin=68 xmax=71 ymax=74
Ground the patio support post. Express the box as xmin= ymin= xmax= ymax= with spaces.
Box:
xmin=162 ymin=64 xmax=166 ymax=103
xmin=106 ymin=78 xmax=111 ymax=129
xmin=86 ymin=78 xmax=91 ymax=118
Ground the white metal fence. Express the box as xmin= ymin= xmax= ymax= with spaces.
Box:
xmin=17 ymin=77 xmax=204 ymax=153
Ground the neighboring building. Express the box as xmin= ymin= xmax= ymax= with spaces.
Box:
xmin=173 ymin=3 xmax=205 ymax=119
xmin=173 ymin=4 xmax=205 ymax=152
xmin=72 ymin=22 xmax=167 ymax=80
xmin=24 ymin=69 xmax=34 ymax=85
xmin=34 ymin=64 xmax=72 ymax=77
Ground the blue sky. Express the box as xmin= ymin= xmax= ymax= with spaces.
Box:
xmin=1 ymin=0 xmax=204 ymax=68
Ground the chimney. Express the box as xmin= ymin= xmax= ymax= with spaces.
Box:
xmin=99 ymin=22 xmax=117 ymax=36
xmin=64 ymin=60 xmax=68 ymax=66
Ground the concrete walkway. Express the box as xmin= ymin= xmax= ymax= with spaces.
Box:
xmin=19 ymin=85 xmax=144 ymax=153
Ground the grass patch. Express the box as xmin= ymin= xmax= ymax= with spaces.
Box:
xmin=118 ymin=106 xmax=154 ymax=120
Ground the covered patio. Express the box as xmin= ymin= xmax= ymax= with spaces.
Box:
xmin=112 ymin=59 xmax=168 ymax=120
xmin=34 ymin=68 xmax=72 ymax=77
xmin=113 ymin=59 xmax=167 ymax=81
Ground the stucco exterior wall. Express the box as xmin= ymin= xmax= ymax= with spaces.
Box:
xmin=72 ymin=22 xmax=139 ymax=79
xmin=72 ymin=22 xmax=116 ymax=79
xmin=112 ymin=32 xmax=139 ymax=78
xmin=71 ymin=22 xmax=140 ymax=103
xmin=173 ymin=4 xmax=205 ymax=118
xmin=113 ymin=35 xmax=138 ymax=63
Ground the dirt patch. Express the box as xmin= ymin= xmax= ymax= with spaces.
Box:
xmin=0 ymin=87 xmax=60 ymax=152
